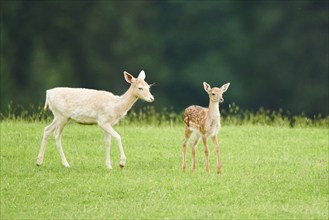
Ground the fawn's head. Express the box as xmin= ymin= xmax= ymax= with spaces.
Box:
xmin=203 ymin=82 xmax=230 ymax=103
xmin=124 ymin=70 xmax=155 ymax=102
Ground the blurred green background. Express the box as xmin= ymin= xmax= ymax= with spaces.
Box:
xmin=1 ymin=0 xmax=328 ymax=116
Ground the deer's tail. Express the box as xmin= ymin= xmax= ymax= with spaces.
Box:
xmin=44 ymin=91 xmax=49 ymax=111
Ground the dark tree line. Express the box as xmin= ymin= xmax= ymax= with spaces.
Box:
xmin=1 ymin=0 xmax=328 ymax=116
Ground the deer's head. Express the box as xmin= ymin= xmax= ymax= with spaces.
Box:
xmin=203 ymin=82 xmax=230 ymax=103
xmin=124 ymin=70 xmax=155 ymax=102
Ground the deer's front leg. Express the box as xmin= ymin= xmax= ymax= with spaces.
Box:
xmin=212 ymin=135 xmax=222 ymax=174
xmin=100 ymin=123 xmax=126 ymax=168
xmin=202 ymin=136 xmax=209 ymax=173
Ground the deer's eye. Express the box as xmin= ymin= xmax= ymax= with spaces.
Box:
xmin=138 ymin=87 xmax=143 ymax=91
xmin=212 ymin=93 xmax=215 ymax=96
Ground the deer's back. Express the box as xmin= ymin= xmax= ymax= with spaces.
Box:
xmin=46 ymin=87 xmax=118 ymax=122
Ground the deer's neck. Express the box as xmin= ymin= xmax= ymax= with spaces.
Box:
xmin=117 ymin=86 xmax=138 ymax=113
xmin=208 ymin=101 xmax=220 ymax=120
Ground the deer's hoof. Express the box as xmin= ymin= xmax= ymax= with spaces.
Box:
xmin=119 ymin=157 xmax=126 ymax=168
xmin=36 ymin=157 xmax=43 ymax=166
xmin=62 ymin=162 xmax=70 ymax=168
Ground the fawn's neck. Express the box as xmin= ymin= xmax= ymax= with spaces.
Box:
xmin=208 ymin=100 xmax=220 ymax=120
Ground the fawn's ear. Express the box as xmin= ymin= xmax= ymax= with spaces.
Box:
xmin=203 ymin=82 xmax=211 ymax=93
xmin=220 ymin=82 xmax=230 ymax=93
xmin=124 ymin=71 xmax=135 ymax=84
xmin=138 ymin=70 xmax=146 ymax=80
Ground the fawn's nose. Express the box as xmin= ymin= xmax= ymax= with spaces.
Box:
xmin=219 ymin=98 xmax=224 ymax=103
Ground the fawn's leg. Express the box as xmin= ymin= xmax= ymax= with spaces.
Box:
xmin=202 ymin=136 xmax=209 ymax=173
xmin=191 ymin=134 xmax=200 ymax=172
xmin=182 ymin=127 xmax=192 ymax=172
xmin=212 ymin=135 xmax=222 ymax=174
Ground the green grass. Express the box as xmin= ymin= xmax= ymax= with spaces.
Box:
xmin=1 ymin=121 xmax=328 ymax=219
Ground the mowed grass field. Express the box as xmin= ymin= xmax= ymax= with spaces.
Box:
xmin=1 ymin=121 xmax=328 ymax=219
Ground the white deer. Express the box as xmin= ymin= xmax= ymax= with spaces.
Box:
xmin=182 ymin=82 xmax=230 ymax=173
xmin=36 ymin=70 xmax=154 ymax=169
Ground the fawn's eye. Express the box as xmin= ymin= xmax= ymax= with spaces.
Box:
xmin=212 ymin=93 xmax=215 ymax=96
xmin=138 ymin=87 xmax=143 ymax=91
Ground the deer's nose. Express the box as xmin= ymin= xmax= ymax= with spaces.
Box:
xmin=149 ymin=95 xmax=155 ymax=102
xmin=219 ymin=98 xmax=224 ymax=103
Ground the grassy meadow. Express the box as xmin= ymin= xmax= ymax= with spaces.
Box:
xmin=1 ymin=119 xmax=328 ymax=219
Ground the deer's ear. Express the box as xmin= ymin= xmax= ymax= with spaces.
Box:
xmin=221 ymin=82 xmax=230 ymax=93
xmin=138 ymin=70 xmax=146 ymax=80
xmin=203 ymin=82 xmax=211 ymax=93
xmin=124 ymin=71 xmax=135 ymax=83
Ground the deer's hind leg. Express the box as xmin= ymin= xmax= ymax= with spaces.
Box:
xmin=37 ymin=119 xmax=57 ymax=166
xmin=53 ymin=117 xmax=70 ymax=167
xmin=104 ymin=132 xmax=112 ymax=169
xmin=182 ymin=126 xmax=192 ymax=172
xmin=191 ymin=133 xmax=200 ymax=172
